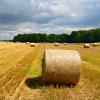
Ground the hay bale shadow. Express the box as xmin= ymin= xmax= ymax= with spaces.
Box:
xmin=25 ymin=76 xmax=43 ymax=89
xmin=25 ymin=76 xmax=76 ymax=89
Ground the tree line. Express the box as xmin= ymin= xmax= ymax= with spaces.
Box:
xmin=13 ymin=28 xmax=100 ymax=43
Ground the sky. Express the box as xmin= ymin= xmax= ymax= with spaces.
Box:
xmin=0 ymin=0 xmax=100 ymax=40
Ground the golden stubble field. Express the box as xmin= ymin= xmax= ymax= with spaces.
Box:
xmin=0 ymin=42 xmax=100 ymax=100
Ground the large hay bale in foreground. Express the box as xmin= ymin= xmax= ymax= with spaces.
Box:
xmin=93 ymin=43 xmax=98 ymax=47
xmin=30 ymin=43 xmax=36 ymax=47
xmin=42 ymin=49 xmax=81 ymax=85
xmin=54 ymin=43 xmax=59 ymax=46
xmin=84 ymin=44 xmax=90 ymax=48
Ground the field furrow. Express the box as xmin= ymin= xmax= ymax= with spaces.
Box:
xmin=0 ymin=44 xmax=34 ymax=74
xmin=0 ymin=43 xmax=100 ymax=100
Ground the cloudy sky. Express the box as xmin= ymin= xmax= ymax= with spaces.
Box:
xmin=0 ymin=0 xmax=100 ymax=40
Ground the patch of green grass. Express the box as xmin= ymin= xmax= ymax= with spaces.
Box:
xmin=28 ymin=66 xmax=42 ymax=77
xmin=21 ymin=65 xmax=31 ymax=75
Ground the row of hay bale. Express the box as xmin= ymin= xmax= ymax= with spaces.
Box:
xmin=54 ymin=43 xmax=67 ymax=46
xmin=84 ymin=43 xmax=99 ymax=48
xmin=54 ymin=42 xmax=99 ymax=48
xmin=28 ymin=42 xmax=99 ymax=48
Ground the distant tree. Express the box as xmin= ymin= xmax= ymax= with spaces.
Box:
xmin=13 ymin=28 xmax=100 ymax=43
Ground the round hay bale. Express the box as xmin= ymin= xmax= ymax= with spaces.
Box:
xmin=6 ymin=41 xmax=9 ymax=43
xmin=64 ymin=43 xmax=67 ymax=45
xmin=30 ymin=43 xmax=36 ymax=47
xmin=93 ymin=43 xmax=98 ymax=47
xmin=17 ymin=41 xmax=20 ymax=43
xmin=84 ymin=44 xmax=90 ymax=48
xmin=54 ymin=43 xmax=59 ymax=46
xmin=26 ymin=42 xmax=30 ymax=44
xmin=42 ymin=49 xmax=81 ymax=85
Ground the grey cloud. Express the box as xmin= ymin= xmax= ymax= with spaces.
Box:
xmin=0 ymin=0 xmax=34 ymax=24
xmin=0 ymin=0 xmax=100 ymax=40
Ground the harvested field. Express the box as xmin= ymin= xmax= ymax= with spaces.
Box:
xmin=0 ymin=42 xmax=100 ymax=100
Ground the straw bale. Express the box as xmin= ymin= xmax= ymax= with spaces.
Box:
xmin=64 ymin=43 xmax=67 ymax=45
xmin=26 ymin=42 xmax=30 ymax=44
xmin=30 ymin=43 xmax=36 ymax=47
xmin=54 ymin=43 xmax=59 ymax=46
xmin=93 ymin=43 xmax=98 ymax=47
xmin=42 ymin=49 xmax=81 ymax=85
xmin=84 ymin=44 xmax=90 ymax=48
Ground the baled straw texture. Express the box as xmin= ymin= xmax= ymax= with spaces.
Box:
xmin=42 ymin=49 xmax=81 ymax=85
xmin=54 ymin=43 xmax=59 ymax=46
xmin=84 ymin=44 xmax=90 ymax=48
xmin=93 ymin=43 xmax=98 ymax=47
xmin=30 ymin=43 xmax=36 ymax=47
